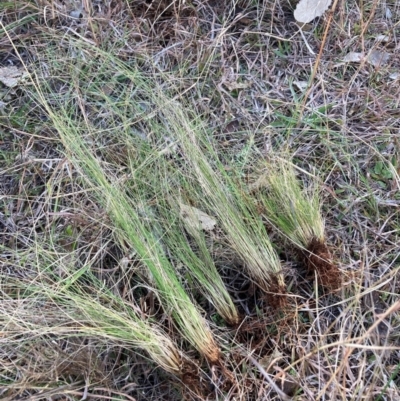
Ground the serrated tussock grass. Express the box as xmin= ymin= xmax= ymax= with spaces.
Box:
xmin=0 ymin=248 xmax=183 ymax=377
xmin=123 ymin=142 xmax=239 ymax=326
xmin=55 ymin=40 xmax=286 ymax=300
xmin=28 ymin=77 xmax=221 ymax=364
xmin=139 ymin=86 xmax=286 ymax=301
xmin=255 ymin=157 xmax=341 ymax=290
xmin=152 ymin=195 xmax=240 ymax=326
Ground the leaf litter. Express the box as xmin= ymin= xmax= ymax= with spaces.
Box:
xmin=179 ymin=204 xmax=217 ymax=232
xmin=0 ymin=66 xmax=28 ymax=88
xmin=294 ymin=0 xmax=333 ymax=24
xmin=339 ymin=50 xmax=391 ymax=68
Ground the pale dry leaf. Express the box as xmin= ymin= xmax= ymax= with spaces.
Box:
xmin=343 ymin=52 xmax=364 ymax=63
xmin=293 ymin=80 xmax=308 ymax=91
xmin=375 ymin=34 xmax=390 ymax=43
xmin=69 ymin=9 xmax=82 ymax=18
xmin=223 ymin=80 xmax=251 ymax=91
xmin=294 ymin=0 xmax=333 ymax=24
xmin=259 ymin=349 xmax=284 ymax=369
xmin=367 ymin=50 xmax=390 ymax=67
xmin=342 ymin=50 xmax=390 ymax=67
xmin=220 ymin=67 xmax=251 ymax=92
xmin=0 ymin=66 xmax=28 ymax=88
xmin=179 ymin=204 xmax=216 ymax=232
xmin=247 ymin=174 xmax=268 ymax=193
xmin=158 ymin=136 xmax=178 ymax=155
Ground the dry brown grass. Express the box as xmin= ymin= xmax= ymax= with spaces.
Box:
xmin=1 ymin=0 xmax=400 ymax=400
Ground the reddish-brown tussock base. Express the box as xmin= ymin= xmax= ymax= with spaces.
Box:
xmin=264 ymin=275 xmax=288 ymax=310
xmin=302 ymin=237 xmax=341 ymax=290
xmin=206 ymin=347 xmax=222 ymax=366
xmin=181 ymin=358 xmax=235 ymax=399
xmin=181 ymin=360 xmax=211 ymax=399
xmin=225 ymin=314 xmax=240 ymax=327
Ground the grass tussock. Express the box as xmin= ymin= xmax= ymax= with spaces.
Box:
xmin=1 ymin=0 xmax=400 ymax=399
xmin=0 ymin=245 xmax=190 ymax=398
xmin=149 ymin=91 xmax=286 ymax=298
xmin=38 ymin=95 xmax=222 ymax=365
xmin=254 ymin=157 xmax=341 ymax=289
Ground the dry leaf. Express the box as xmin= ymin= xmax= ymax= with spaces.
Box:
xmin=0 ymin=66 xmax=28 ymax=88
xmin=158 ymin=136 xmax=178 ymax=155
xmin=342 ymin=51 xmax=390 ymax=68
xmin=367 ymin=50 xmax=390 ymax=67
xmin=294 ymin=0 xmax=333 ymax=24
xmin=375 ymin=34 xmax=390 ymax=43
xmin=259 ymin=349 xmax=284 ymax=369
xmin=343 ymin=52 xmax=364 ymax=63
xmin=69 ymin=9 xmax=83 ymax=18
xmin=179 ymin=204 xmax=216 ymax=232
xmin=223 ymin=80 xmax=250 ymax=91
xmin=293 ymin=80 xmax=308 ymax=91
xmin=220 ymin=68 xmax=251 ymax=92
